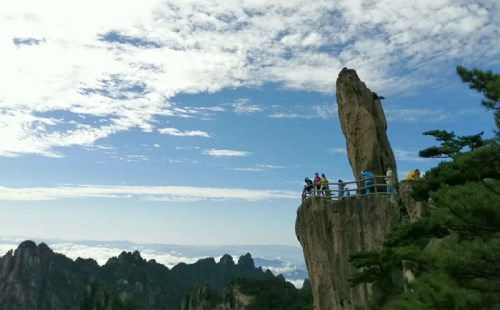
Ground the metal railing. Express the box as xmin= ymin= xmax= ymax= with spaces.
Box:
xmin=301 ymin=175 xmax=398 ymax=202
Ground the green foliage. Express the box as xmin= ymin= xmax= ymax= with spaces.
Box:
xmin=457 ymin=65 xmax=500 ymax=137
xmin=351 ymin=182 xmax=500 ymax=309
xmin=80 ymin=281 xmax=139 ymax=310
xmin=412 ymin=143 xmax=500 ymax=200
xmin=235 ymin=277 xmax=313 ymax=310
xmin=420 ymin=66 xmax=499 ymax=159
xmin=457 ymin=65 xmax=500 ymax=111
xmin=349 ymin=251 xmax=403 ymax=307
xmin=418 ymin=130 xmax=484 ymax=158
xmin=432 ymin=183 xmax=500 ymax=239
xmin=349 ymin=66 xmax=500 ymax=309
xmin=387 ymin=272 xmax=484 ymax=310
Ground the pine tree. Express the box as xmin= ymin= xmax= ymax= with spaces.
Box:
xmin=457 ymin=65 xmax=500 ymax=138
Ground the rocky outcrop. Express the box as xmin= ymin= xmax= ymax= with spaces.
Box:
xmin=398 ymin=181 xmax=431 ymax=222
xmin=336 ymin=68 xmax=398 ymax=183
xmin=0 ymin=240 xmax=90 ymax=310
xmin=295 ymin=197 xmax=400 ymax=309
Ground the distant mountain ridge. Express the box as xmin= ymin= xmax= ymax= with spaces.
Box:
xmin=0 ymin=237 xmax=308 ymax=286
xmin=0 ymin=240 xmax=309 ymax=309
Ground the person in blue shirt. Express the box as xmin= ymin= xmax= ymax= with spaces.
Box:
xmin=338 ymin=179 xmax=345 ymax=198
xmin=361 ymin=170 xmax=375 ymax=194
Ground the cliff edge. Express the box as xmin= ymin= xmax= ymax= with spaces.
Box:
xmin=295 ymin=183 xmax=427 ymax=309
xmin=295 ymin=196 xmax=401 ymax=309
xmin=296 ymin=197 xmax=400 ymax=309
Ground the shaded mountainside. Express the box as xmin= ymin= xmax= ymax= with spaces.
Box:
xmin=0 ymin=241 xmax=93 ymax=310
xmin=0 ymin=241 xmax=309 ymax=310
xmin=182 ymin=277 xmax=312 ymax=310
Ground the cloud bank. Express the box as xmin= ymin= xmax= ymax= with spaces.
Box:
xmin=0 ymin=185 xmax=297 ymax=201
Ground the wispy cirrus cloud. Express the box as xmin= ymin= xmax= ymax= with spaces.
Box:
xmin=268 ymin=103 xmax=337 ymax=119
xmin=256 ymin=164 xmax=284 ymax=169
xmin=231 ymin=98 xmax=263 ymax=114
xmin=0 ymin=184 xmax=297 ymax=202
xmin=329 ymin=148 xmax=347 ymax=154
xmin=203 ymin=149 xmax=250 ymax=157
xmin=385 ymin=108 xmax=449 ymax=123
xmin=228 ymin=164 xmax=284 ymax=172
xmin=119 ymin=155 xmax=150 ymax=162
xmin=229 ymin=168 xmax=263 ymax=172
xmin=393 ymin=148 xmax=429 ymax=162
xmin=158 ymin=128 xmax=210 ymax=137
xmin=0 ymin=0 xmax=497 ymax=157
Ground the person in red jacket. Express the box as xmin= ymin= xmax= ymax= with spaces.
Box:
xmin=313 ymin=172 xmax=322 ymax=196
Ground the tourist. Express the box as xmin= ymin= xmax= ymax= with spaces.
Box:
xmin=361 ymin=170 xmax=375 ymax=194
xmin=313 ymin=173 xmax=322 ymax=196
xmin=385 ymin=167 xmax=397 ymax=197
xmin=406 ymin=169 xmax=421 ymax=181
xmin=321 ymin=173 xmax=330 ymax=198
xmin=302 ymin=177 xmax=314 ymax=199
xmin=338 ymin=179 xmax=345 ymax=198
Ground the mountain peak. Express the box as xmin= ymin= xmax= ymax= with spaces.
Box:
xmin=219 ymin=254 xmax=235 ymax=265
xmin=237 ymin=253 xmax=255 ymax=269
xmin=17 ymin=240 xmax=37 ymax=250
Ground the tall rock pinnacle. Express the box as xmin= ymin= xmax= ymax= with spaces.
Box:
xmin=336 ymin=68 xmax=398 ymax=182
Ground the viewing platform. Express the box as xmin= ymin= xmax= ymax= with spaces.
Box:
xmin=302 ymin=175 xmax=397 ymax=202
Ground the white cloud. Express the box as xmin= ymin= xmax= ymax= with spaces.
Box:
xmin=232 ymin=98 xmax=263 ymax=114
xmin=121 ymin=155 xmax=149 ymax=162
xmin=329 ymin=148 xmax=347 ymax=154
xmin=0 ymin=184 xmax=297 ymax=201
xmin=158 ymin=127 xmax=210 ymax=137
xmin=256 ymin=164 xmax=284 ymax=169
xmin=230 ymin=167 xmax=263 ymax=172
xmin=0 ymin=0 xmax=498 ymax=157
xmin=267 ymin=113 xmax=302 ymax=119
xmin=394 ymin=148 xmax=432 ymax=162
xmin=268 ymin=103 xmax=337 ymax=119
xmin=228 ymin=164 xmax=284 ymax=171
xmin=203 ymin=149 xmax=250 ymax=157
xmin=175 ymin=146 xmax=201 ymax=150
xmin=385 ymin=108 xmax=449 ymax=123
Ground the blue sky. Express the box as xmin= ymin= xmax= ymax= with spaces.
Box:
xmin=0 ymin=0 xmax=499 ymax=246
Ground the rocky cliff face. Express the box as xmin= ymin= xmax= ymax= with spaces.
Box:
xmin=296 ymin=197 xmax=400 ymax=309
xmin=399 ymin=181 xmax=430 ymax=222
xmin=336 ymin=68 xmax=398 ymax=182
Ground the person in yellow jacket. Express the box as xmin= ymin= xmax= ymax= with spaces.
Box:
xmin=321 ymin=173 xmax=331 ymax=198
xmin=406 ymin=169 xmax=421 ymax=181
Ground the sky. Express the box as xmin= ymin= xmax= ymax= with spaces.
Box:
xmin=0 ymin=0 xmax=499 ymax=247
